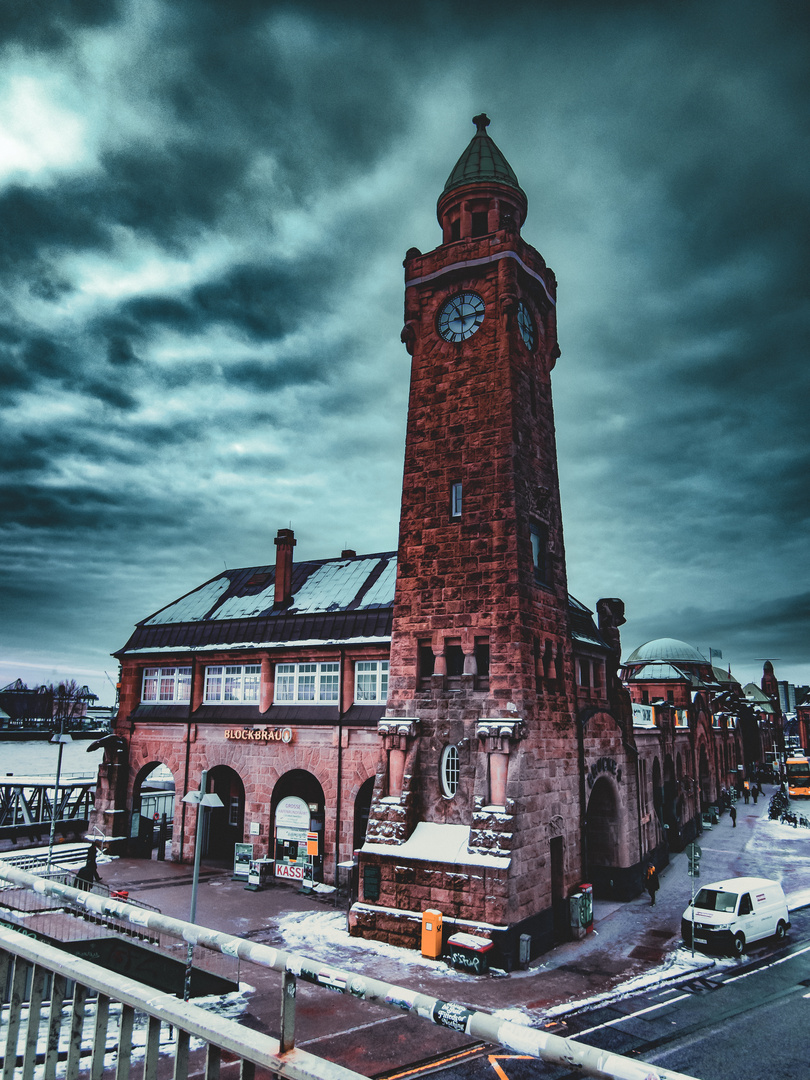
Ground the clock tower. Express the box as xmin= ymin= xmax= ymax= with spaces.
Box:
xmin=352 ymin=116 xmax=585 ymax=961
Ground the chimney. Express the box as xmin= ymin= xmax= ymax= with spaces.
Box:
xmin=274 ymin=528 xmax=296 ymax=607
xmin=341 ymin=549 xmax=356 ymax=559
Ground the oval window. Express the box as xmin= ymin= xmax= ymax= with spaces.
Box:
xmin=440 ymin=744 xmax=460 ymax=798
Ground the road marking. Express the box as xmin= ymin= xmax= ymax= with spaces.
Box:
xmin=572 ymin=995 xmax=691 ymax=1038
xmin=379 ymin=1044 xmax=487 ymax=1080
xmin=722 ymin=941 xmax=810 ymax=985
xmin=298 ymin=1010 xmax=408 ymax=1047
xmin=488 ymin=1054 xmax=533 ymax=1080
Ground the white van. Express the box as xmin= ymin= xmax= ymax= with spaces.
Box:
xmin=681 ymin=876 xmax=790 ymax=955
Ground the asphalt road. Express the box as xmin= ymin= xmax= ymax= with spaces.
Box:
xmin=398 ymin=906 xmax=810 ymax=1080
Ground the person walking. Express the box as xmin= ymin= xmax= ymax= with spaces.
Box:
xmin=74 ymin=844 xmax=102 ymax=891
xmin=729 ymin=804 xmax=737 ymax=828
xmin=645 ymin=863 xmax=660 ymax=905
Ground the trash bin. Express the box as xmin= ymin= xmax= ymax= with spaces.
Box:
xmin=569 ymin=893 xmax=586 ymax=940
xmin=446 ymin=932 xmax=494 ymax=975
xmin=519 ymin=933 xmax=532 ymax=969
xmin=579 ymin=882 xmax=594 ymax=933
xmin=421 ymin=909 xmax=443 ymax=958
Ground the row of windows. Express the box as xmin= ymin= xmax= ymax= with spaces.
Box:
xmin=141 ymin=661 xmax=388 ymax=706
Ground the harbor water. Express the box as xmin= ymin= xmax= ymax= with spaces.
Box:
xmin=0 ymin=739 xmax=104 ymax=781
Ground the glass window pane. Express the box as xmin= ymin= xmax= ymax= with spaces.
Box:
xmin=176 ymin=668 xmax=191 ymax=703
xmin=142 ymin=669 xmax=158 ymax=702
xmin=298 ymin=674 xmax=316 ymax=700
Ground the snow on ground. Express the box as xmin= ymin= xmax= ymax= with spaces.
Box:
xmin=519 ymin=949 xmax=735 ymax=1023
xmin=274 ymin=906 xmax=722 ymax=1025
xmin=744 ymin=815 xmax=810 ymax=907
xmin=276 ymin=908 xmax=456 ymax=974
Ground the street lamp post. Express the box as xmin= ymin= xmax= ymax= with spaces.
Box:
xmin=47 ymin=727 xmax=73 ymax=872
xmin=181 ymin=770 xmax=223 ymax=1000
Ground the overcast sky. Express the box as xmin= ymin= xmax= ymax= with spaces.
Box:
xmin=2 ymin=0 xmax=808 ymax=706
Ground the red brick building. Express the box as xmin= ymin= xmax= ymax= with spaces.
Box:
xmin=93 ymin=116 xmax=739 ymax=967
xmin=94 ymin=536 xmax=395 ymax=885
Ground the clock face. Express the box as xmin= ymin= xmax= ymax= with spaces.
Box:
xmin=517 ymin=301 xmax=536 ymax=351
xmin=437 ymin=292 xmax=485 ymax=342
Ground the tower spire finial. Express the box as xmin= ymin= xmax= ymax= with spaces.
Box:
xmin=472 ymin=113 xmax=490 ymax=132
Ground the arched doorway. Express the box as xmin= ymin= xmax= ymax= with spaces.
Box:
xmin=204 ymin=766 xmax=245 ymax=863
xmin=132 ymin=762 xmax=175 ymax=858
xmin=272 ymin=770 xmax=325 ymax=883
xmin=585 ymin=777 xmax=620 ymax=896
xmin=353 ymin=777 xmax=375 ymax=852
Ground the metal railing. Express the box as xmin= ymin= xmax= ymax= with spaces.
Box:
xmin=0 ymin=867 xmax=237 ymax=990
xmin=1 ymin=924 xmax=364 ymax=1080
xmin=0 ymin=864 xmax=700 ymax=1080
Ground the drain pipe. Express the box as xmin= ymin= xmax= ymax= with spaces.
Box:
xmin=334 ymin=647 xmax=345 ymax=903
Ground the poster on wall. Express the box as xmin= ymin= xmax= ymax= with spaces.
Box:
xmin=274 ymin=795 xmax=310 ymax=879
xmin=233 ymin=842 xmax=254 ymax=879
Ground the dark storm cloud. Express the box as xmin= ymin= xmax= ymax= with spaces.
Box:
xmin=1 ymin=0 xmax=808 ymax=697
xmin=0 ymin=183 xmax=109 ymax=270
xmin=0 ymin=0 xmax=122 ymax=49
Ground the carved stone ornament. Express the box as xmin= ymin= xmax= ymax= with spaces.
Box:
xmin=400 ymin=321 xmax=417 ymax=355
xmin=476 ymin=718 xmax=525 ymax=752
xmin=378 ymin=716 xmax=420 ymax=750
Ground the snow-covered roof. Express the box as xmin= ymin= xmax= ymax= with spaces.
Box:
xmin=362 ymin=822 xmax=511 ymax=869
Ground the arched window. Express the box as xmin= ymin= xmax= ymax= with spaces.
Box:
xmin=440 ymin=745 xmax=460 ymax=798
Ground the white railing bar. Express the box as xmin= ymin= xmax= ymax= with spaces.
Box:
xmin=0 ymin=925 xmax=370 ymax=1080
xmin=0 ymin=864 xmax=700 ymax=1080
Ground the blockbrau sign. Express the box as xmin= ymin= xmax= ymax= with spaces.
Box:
xmin=224 ymin=727 xmax=294 ymax=742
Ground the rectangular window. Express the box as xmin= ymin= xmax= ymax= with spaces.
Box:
xmin=451 ymin=482 xmax=463 ymax=518
xmin=471 ymin=210 xmax=489 ymax=237
xmin=530 ymin=521 xmax=548 ymax=584
xmin=204 ymin=664 xmax=261 ymax=704
xmin=141 ymin=667 xmax=191 ymax=704
xmin=445 ymin=643 xmax=464 ymax=689
xmin=475 ymin=639 xmax=490 ymax=691
xmin=272 ymin=661 xmax=341 ymax=704
xmin=355 ymin=661 xmax=389 ymax=704
xmin=418 ymin=643 xmax=435 ymax=690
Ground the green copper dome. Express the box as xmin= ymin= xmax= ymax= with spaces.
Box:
xmin=443 ymin=114 xmax=525 ymax=197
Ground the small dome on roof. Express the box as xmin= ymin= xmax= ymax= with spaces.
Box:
xmin=624 ymin=638 xmax=708 ymax=665
xmin=443 ymin=114 xmax=525 ymax=197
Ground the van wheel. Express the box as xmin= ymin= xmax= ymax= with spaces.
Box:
xmin=775 ymin=920 xmax=787 ymax=941
xmin=733 ymin=933 xmax=745 ymax=956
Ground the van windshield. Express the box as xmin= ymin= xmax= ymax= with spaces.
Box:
xmin=694 ymin=888 xmax=738 ymax=913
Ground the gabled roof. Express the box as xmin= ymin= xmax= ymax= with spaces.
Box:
xmin=116 ymin=551 xmax=397 ymax=657
xmin=742 ymin=682 xmax=775 ymax=708
xmin=116 ymin=547 xmax=609 ymax=660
